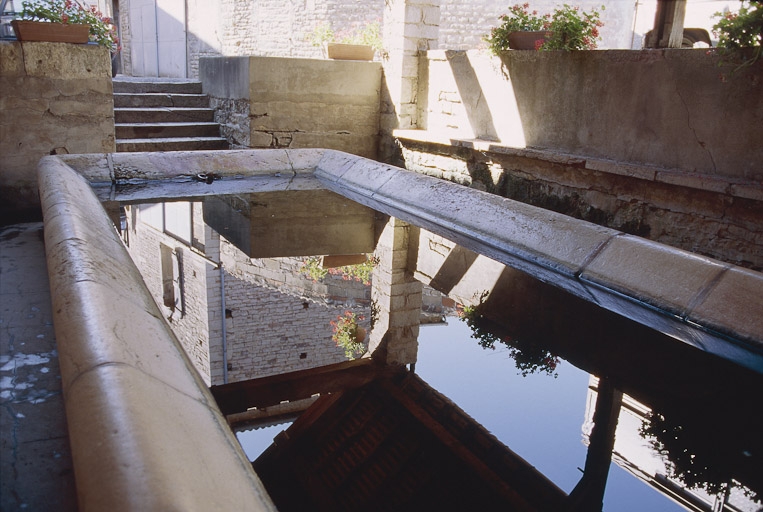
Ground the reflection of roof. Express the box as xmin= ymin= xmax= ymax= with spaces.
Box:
xmin=251 ymin=366 xmax=567 ymax=511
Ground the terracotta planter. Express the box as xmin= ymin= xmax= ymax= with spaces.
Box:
xmin=507 ymin=30 xmax=552 ymax=50
xmin=11 ymin=20 xmax=90 ymax=44
xmin=327 ymin=43 xmax=374 ymax=61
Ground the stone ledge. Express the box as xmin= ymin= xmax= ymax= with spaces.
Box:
xmin=393 ymin=129 xmax=763 ymax=200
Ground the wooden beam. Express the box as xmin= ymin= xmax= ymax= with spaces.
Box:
xmin=210 ymin=358 xmax=400 ymax=415
xmin=645 ymin=0 xmax=686 ymax=48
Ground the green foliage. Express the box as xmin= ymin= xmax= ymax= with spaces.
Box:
xmin=485 ymin=3 xmax=604 ymax=53
xmin=300 ymin=255 xmax=377 ymax=285
xmin=542 ymin=4 xmax=604 ymax=51
xmin=299 ymin=257 xmax=329 ymax=282
xmin=331 ymin=310 xmax=366 ymax=359
xmin=712 ymin=1 xmax=762 ymax=70
xmin=640 ymin=410 xmax=760 ymax=501
xmin=18 ymin=0 xmax=120 ymax=51
xmin=460 ymin=292 xmax=560 ymax=377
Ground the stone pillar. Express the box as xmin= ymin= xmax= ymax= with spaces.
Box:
xmin=380 ymin=0 xmax=440 ymax=163
xmin=369 ymin=218 xmax=422 ymax=365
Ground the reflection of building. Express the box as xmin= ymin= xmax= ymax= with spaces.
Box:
xmin=122 ymin=200 xmax=369 ymax=386
xmin=583 ymin=376 xmax=760 ymax=512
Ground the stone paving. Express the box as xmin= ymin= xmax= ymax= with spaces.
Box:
xmin=0 ymin=223 xmax=77 ymax=511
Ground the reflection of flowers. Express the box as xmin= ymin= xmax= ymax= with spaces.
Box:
xmin=459 ymin=293 xmax=560 ymax=377
xmin=331 ymin=310 xmax=366 ymax=360
xmin=300 ymin=255 xmax=377 ymax=285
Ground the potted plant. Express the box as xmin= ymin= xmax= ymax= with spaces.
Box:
xmin=484 ymin=3 xmax=550 ymax=51
xmin=485 ymin=3 xmax=603 ymax=52
xmin=331 ymin=310 xmax=367 ymax=359
xmin=308 ymin=20 xmax=385 ymax=61
xmin=13 ymin=0 xmax=119 ymax=52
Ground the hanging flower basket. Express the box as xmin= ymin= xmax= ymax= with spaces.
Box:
xmin=12 ymin=19 xmax=90 ymax=43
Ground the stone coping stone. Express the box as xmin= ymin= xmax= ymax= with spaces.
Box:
xmin=38 ymin=159 xmax=277 ymax=512
xmin=37 ymin=148 xmax=763 ymax=505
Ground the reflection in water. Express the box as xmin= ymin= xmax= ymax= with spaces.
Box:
xmin=459 ymin=291 xmax=561 ymax=377
xmin=118 ymin=190 xmax=762 ymax=512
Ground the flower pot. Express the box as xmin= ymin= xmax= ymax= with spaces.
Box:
xmin=507 ymin=30 xmax=551 ymax=50
xmin=354 ymin=326 xmax=366 ymax=344
xmin=12 ymin=20 xmax=90 ymax=43
xmin=327 ymin=43 xmax=374 ymax=61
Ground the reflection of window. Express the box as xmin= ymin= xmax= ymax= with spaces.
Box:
xmin=160 ymin=244 xmax=184 ymax=316
xmin=138 ymin=202 xmax=193 ymax=246
xmin=164 ymin=202 xmax=192 ymax=245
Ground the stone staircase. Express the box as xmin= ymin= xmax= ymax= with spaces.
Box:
xmin=113 ymin=77 xmax=228 ymax=152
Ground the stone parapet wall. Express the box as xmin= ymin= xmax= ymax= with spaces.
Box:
xmin=418 ymin=49 xmax=763 ymax=182
xmin=0 ymin=41 xmax=115 ymax=223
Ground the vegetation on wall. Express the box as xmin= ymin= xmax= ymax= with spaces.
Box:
xmin=18 ymin=0 xmax=120 ymax=51
xmin=299 ymin=255 xmax=376 ymax=285
xmin=713 ymin=1 xmax=762 ymax=70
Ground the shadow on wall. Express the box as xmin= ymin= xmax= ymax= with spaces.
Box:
xmin=445 ymin=51 xmax=499 ymax=142
xmin=499 ymin=49 xmax=763 ymax=181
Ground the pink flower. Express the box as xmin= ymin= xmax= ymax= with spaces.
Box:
xmin=534 ymin=39 xmax=544 ymax=50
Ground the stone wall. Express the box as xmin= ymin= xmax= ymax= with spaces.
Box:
xmin=200 ymin=56 xmax=382 ymax=159
xmin=0 ymin=41 xmax=115 ymax=223
xmin=398 ymin=136 xmax=763 ymax=271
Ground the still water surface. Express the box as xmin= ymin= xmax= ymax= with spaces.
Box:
xmin=122 ymin=190 xmax=761 ymax=511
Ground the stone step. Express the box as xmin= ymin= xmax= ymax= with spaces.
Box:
xmin=112 ymin=79 xmax=203 ymax=94
xmin=113 ymin=93 xmax=211 ymax=108
xmin=115 ymin=122 xmax=221 ymax=139
xmin=114 ymin=107 xmax=215 ymax=124
xmin=116 ymin=137 xmax=229 ymax=152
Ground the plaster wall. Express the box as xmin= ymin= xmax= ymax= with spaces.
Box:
xmin=0 ymin=41 xmax=115 ymax=223
xmin=200 ymin=56 xmax=382 ymax=159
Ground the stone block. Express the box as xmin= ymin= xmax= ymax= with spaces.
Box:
xmin=690 ymin=267 xmax=763 ymax=347
xmin=581 ymin=235 xmax=727 ymax=317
